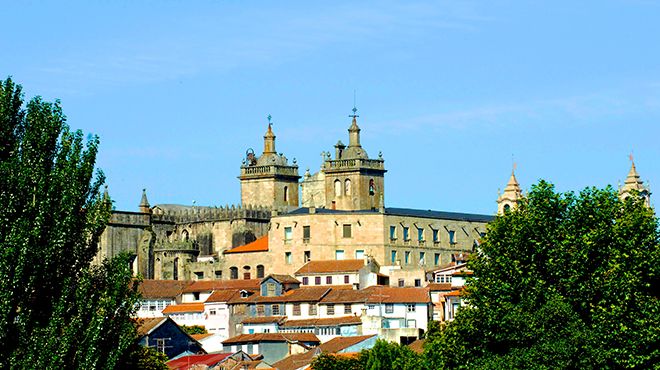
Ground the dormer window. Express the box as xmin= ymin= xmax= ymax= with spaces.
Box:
xmin=240 ymin=290 xmax=249 ymax=298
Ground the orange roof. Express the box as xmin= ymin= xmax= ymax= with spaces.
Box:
xmin=191 ymin=333 xmax=214 ymax=341
xmin=205 ymin=290 xmax=240 ymax=303
xmin=139 ymin=279 xmax=193 ymax=299
xmin=427 ymin=283 xmax=452 ymax=291
xmin=445 ymin=289 xmax=464 ymax=297
xmin=242 ymin=316 xmax=286 ymax=325
xmin=407 ymin=338 xmax=425 ymax=354
xmin=162 ymin=302 xmax=205 ymax=314
xmin=281 ymin=316 xmax=362 ymax=328
xmin=295 ymin=259 xmax=365 ymax=275
xmin=321 ymin=286 xmax=430 ymax=304
xmin=223 ymin=236 xmax=268 ymax=254
xmin=183 ymin=279 xmax=261 ymax=293
xmin=271 ymin=335 xmax=375 ymax=370
xmin=222 ymin=333 xmax=320 ymax=344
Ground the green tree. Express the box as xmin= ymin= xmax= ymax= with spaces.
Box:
xmin=311 ymin=353 xmax=362 ymax=370
xmin=426 ymin=181 xmax=660 ymax=369
xmin=181 ymin=325 xmax=208 ymax=335
xmin=0 ymin=77 xmax=140 ymax=368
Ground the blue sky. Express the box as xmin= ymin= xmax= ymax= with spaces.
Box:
xmin=3 ymin=1 xmax=659 ymax=214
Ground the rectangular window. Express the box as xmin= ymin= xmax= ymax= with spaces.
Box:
xmin=193 ymin=292 xmax=200 ymax=301
xmin=209 ymin=309 xmax=216 ymax=316
xmin=194 ymin=271 xmax=204 ymax=280
xmin=267 ymin=283 xmax=276 ymax=296
xmin=355 ymin=250 xmax=364 ymax=259
xmin=304 ymin=251 xmax=311 ymax=262
xmin=293 ymin=303 xmax=301 ymax=316
xmin=326 ymin=276 xmax=333 ymax=285
xmin=315 ymin=276 xmax=321 ymax=285
xmin=285 ymin=252 xmax=292 ymax=264
xmin=309 ymin=304 xmax=318 ymax=315
xmin=343 ymin=224 xmax=352 ymax=238
xmin=368 ymin=304 xmax=375 ymax=310
xmin=215 ymin=270 xmax=222 ymax=279
xmin=407 ymin=304 xmax=416 ymax=312
xmin=272 ymin=304 xmax=280 ymax=316
xmin=415 ymin=279 xmax=421 ymax=287
xmin=405 ymin=251 xmax=410 ymax=264
xmin=335 ymin=250 xmax=344 ymax=260
xmin=398 ymin=279 xmax=405 ymax=287
xmin=327 ymin=304 xmax=335 ymax=315
xmin=391 ymin=250 xmax=397 ymax=264
xmin=385 ymin=304 xmax=394 ymax=314
xmin=434 ymin=253 xmax=440 ymax=265
xmin=403 ymin=227 xmax=410 ymax=241
xmin=419 ymin=252 xmax=425 ymax=265
xmin=344 ymin=275 xmax=350 ymax=284
xmin=284 ymin=227 xmax=293 ymax=243
xmin=344 ymin=304 xmax=352 ymax=314
xmin=256 ymin=304 xmax=265 ymax=316
xmin=448 ymin=230 xmax=456 ymax=244
xmin=303 ymin=225 xmax=310 ymax=242
xmin=432 ymin=229 xmax=439 ymax=243
xmin=302 ymin=277 xmax=309 ymax=285
xmin=417 ymin=228 xmax=424 ymax=241
xmin=389 ymin=226 xmax=396 ymax=240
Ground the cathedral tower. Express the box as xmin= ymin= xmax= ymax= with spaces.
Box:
xmin=619 ymin=156 xmax=651 ymax=207
xmin=321 ymin=107 xmax=386 ymax=211
xmin=239 ymin=116 xmax=300 ymax=209
xmin=497 ymin=168 xmax=522 ymax=214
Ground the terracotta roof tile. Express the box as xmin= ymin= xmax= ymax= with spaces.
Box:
xmin=263 ymin=274 xmax=300 ymax=284
xmin=242 ymin=316 xmax=286 ymax=325
xmin=166 ymin=353 xmax=232 ymax=370
xmin=136 ymin=317 xmax=168 ymax=337
xmin=407 ymin=338 xmax=425 ymax=354
xmin=239 ymin=286 xmax=332 ymax=304
xmin=222 ymin=333 xmax=320 ymax=345
xmin=271 ymin=335 xmax=376 ymax=370
xmin=162 ymin=302 xmax=205 ymax=314
xmin=183 ymin=279 xmax=261 ymax=293
xmin=223 ymin=236 xmax=268 ymax=254
xmin=319 ymin=289 xmax=370 ymax=304
xmin=281 ymin=316 xmax=362 ymax=328
xmin=427 ymin=283 xmax=452 ymax=291
xmin=191 ymin=333 xmax=214 ymax=341
xmin=139 ymin=280 xmax=194 ymax=299
xmin=294 ymin=259 xmax=365 ymax=275
xmin=205 ymin=290 xmax=241 ymax=303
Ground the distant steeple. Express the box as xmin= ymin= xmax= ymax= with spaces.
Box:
xmin=497 ymin=164 xmax=522 ymax=214
xmin=139 ymin=188 xmax=151 ymax=213
xmin=263 ymin=114 xmax=276 ymax=154
xmin=348 ymin=106 xmax=361 ymax=148
xmin=619 ymin=154 xmax=651 ymax=207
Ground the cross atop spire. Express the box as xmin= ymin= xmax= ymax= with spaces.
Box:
xmin=267 ymin=114 xmax=273 ymax=129
xmin=349 ymin=106 xmax=359 ymax=119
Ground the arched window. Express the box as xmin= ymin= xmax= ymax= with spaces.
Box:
xmin=181 ymin=230 xmax=189 ymax=242
xmin=334 ymin=179 xmax=342 ymax=197
xmin=230 ymin=267 xmax=238 ymax=280
xmin=284 ymin=186 xmax=288 ymax=202
xmin=243 ymin=266 xmax=251 ymax=280
xmin=369 ymin=179 xmax=375 ymax=195
xmin=344 ymin=179 xmax=351 ymax=196
xmin=257 ymin=265 xmax=265 ymax=279
xmin=173 ymin=258 xmax=179 ymax=280
xmin=503 ymin=204 xmax=511 ymax=212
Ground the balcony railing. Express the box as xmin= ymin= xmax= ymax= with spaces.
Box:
xmin=323 ymin=158 xmax=385 ymax=171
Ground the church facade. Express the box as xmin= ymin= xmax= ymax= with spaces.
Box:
xmin=95 ymin=110 xmax=650 ymax=285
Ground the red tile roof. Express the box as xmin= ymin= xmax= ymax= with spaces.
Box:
xmin=271 ymin=335 xmax=376 ymax=370
xmin=237 ymin=286 xmax=332 ymax=304
xmin=427 ymin=283 xmax=452 ymax=291
xmin=139 ymin=280 xmax=194 ymax=299
xmin=223 ymin=236 xmax=268 ymax=254
xmin=263 ymin=274 xmax=300 ymax=284
xmin=191 ymin=333 xmax=214 ymax=341
xmin=183 ymin=279 xmax=261 ymax=293
xmin=242 ymin=316 xmax=286 ymax=325
xmin=205 ymin=289 xmax=240 ymax=303
xmin=162 ymin=302 xmax=205 ymax=314
xmin=166 ymin=353 xmax=232 ymax=370
xmin=362 ymin=286 xmax=430 ymax=303
xmin=319 ymin=335 xmax=376 ymax=353
xmin=294 ymin=259 xmax=366 ymax=275
xmin=281 ymin=316 xmax=362 ymax=328
xmin=407 ymin=338 xmax=425 ymax=354
xmin=222 ymin=333 xmax=320 ymax=344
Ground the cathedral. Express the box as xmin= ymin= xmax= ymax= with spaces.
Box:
xmin=95 ymin=109 xmax=651 ymax=285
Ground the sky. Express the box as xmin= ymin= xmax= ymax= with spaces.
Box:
xmin=2 ymin=1 xmax=660 ymax=214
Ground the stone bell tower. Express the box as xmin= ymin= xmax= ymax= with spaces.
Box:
xmin=619 ymin=155 xmax=651 ymax=207
xmin=239 ymin=116 xmax=301 ymax=209
xmin=321 ymin=107 xmax=386 ymax=211
xmin=497 ymin=167 xmax=522 ymax=214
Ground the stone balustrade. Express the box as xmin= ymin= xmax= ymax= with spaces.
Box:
xmin=323 ymin=158 xmax=385 ymax=171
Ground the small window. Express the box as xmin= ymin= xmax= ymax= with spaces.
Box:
xmin=434 ymin=253 xmax=440 ymax=265
xmin=432 ymin=229 xmax=439 ymax=243
xmin=193 ymin=292 xmax=200 ymax=301
xmin=398 ymin=279 xmax=405 ymax=287
xmin=391 ymin=250 xmax=397 ymax=264
xmin=419 ymin=252 xmax=425 ymax=265
xmin=343 ymin=224 xmax=352 ymax=238
xmin=210 ymin=309 xmax=217 ymax=316
xmin=344 ymin=304 xmax=352 ymax=314
xmin=285 ymin=252 xmax=292 ymax=264
xmin=368 ymin=304 xmax=375 ymax=310
xmin=256 ymin=304 xmax=265 ymax=316
xmin=385 ymin=303 xmax=394 ymax=313
xmin=315 ymin=276 xmax=321 ymax=285
xmin=355 ymin=250 xmax=364 ymax=259
xmin=215 ymin=270 xmax=222 ymax=279
xmin=403 ymin=227 xmax=410 ymax=241
xmin=448 ymin=230 xmax=456 ymax=244
xmin=503 ymin=204 xmax=511 ymax=212
xmin=230 ymin=267 xmax=238 ymax=280
xmin=405 ymin=251 xmax=410 ymax=264
xmin=334 ymin=179 xmax=342 ymax=196
xmin=407 ymin=304 xmax=416 ymax=312
xmin=326 ymin=276 xmax=332 ymax=285
xmin=344 ymin=275 xmax=350 ymax=284
xmin=303 ymin=225 xmax=310 ymax=242
xmin=345 ymin=179 xmax=351 ymax=196
xmin=284 ymin=186 xmax=288 ymax=202
xmin=257 ymin=265 xmax=265 ymax=279
xmin=302 ymin=277 xmax=309 ymax=285
xmin=304 ymin=251 xmax=311 ymax=262
xmin=415 ymin=279 xmax=421 ymax=287
xmin=194 ymin=271 xmax=204 ymax=280
xmin=266 ymin=283 xmax=276 ymax=296
xmin=335 ymin=250 xmax=345 ymax=260
xmin=293 ymin=303 xmax=301 ymax=316
xmin=369 ymin=179 xmax=375 ymax=195
xmin=309 ymin=304 xmax=318 ymax=315
xmin=284 ymin=227 xmax=292 ymax=243
xmin=389 ymin=226 xmax=396 ymax=240
xmin=327 ymin=304 xmax=335 ymax=315
xmin=272 ymin=304 xmax=280 ymax=315
xmin=417 ymin=228 xmax=424 ymax=241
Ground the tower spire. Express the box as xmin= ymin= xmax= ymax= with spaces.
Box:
xmin=497 ymin=162 xmax=522 ymax=214
xmin=620 ymin=154 xmax=650 ymax=206
xmin=139 ymin=188 xmax=151 ymax=213
xmin=263 ymin=114 xmax=276 ymax=154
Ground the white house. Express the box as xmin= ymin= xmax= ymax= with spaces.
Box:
xmin=294 ymin=258 xmax=382 ymax=289
xmin=136 ymin=280 xmax=192 ymax=318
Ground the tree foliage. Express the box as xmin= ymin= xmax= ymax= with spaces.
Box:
xmin=427 ymin=181 xmax=660 ymax=369
xmin=0 ymin=77 xmax=140 ymax=368
xmin=181 ymin=325 xmax=208 ymax=335
xmin=311 ymin=339 xmax=423 ymax=370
